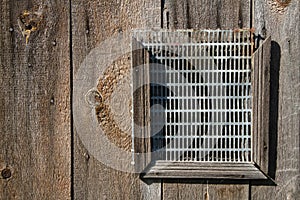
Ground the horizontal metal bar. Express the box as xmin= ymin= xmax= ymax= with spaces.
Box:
xmin=161 ymin=135 xmax=251 ymax=138
xmin=151 ymin=96 xmax=251 ymax=100
xmin=151 ymin=109 xmax=252 ymax=112
xmin=162 ymin=83 xmax=251 ymax=86
xmin=144 ymin=43 xmax=251 ymax=46
xmin=166 ymin=148 xmax=251 ymax=151
xmin=152 ymin=122 xmax=251 ymax=126
xmin=149 ymin=56 xmax=251 ymax=59
xmin=151 ymin=69 xmax=251 ymax=73
xmin=133 ymin=29 xmax=251 ymax=33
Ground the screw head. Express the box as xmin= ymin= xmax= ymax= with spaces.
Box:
xmin=1 ymin=168 xmax=12 ymax=179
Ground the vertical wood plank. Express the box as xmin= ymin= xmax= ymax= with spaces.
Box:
xmin=162 ymin=1 xmax=251 ymax=199
xmin=252 ymin=36 xmax=271 ymax=173
xmin=0 ymin=0 xmax=71 ymax=199
xmin=252 ymin=0 xmax=300 ymax=199
xmin=72 ymin=0 xmax=161 ymax=199
xmin=163 ymin=0 xmax=250 ymax=29
xmin=163 ymin=181 xmax=249 ymax=200
xmin=132 ymin=38 xmax=152 ymax=173
xmin=208 ymin=184 xmax=249 ymax=200
xmin=163 ymin=182 xmax=204 ymax=199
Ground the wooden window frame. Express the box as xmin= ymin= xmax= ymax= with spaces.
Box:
xmin=132 ymin=32 xmax=271 ymax=180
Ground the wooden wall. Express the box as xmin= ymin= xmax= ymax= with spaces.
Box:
xmin=0 ymin=0 xmax=299 ymax=199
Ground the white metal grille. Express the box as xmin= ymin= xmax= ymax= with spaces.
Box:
xmin=133 ymin=29 xmax=253 ymax=163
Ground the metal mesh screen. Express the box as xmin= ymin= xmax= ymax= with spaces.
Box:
xmin=133 ymin=29 xmax=253 ymax=163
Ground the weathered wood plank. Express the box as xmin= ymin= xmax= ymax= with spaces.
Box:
xmin=132 ymin=38 xmax=152 ymax=173
xmin=163 ymin=181 xmax=249 ymax=200
xmin=252 ymin=36 xmax=271 ymax=173
xmin=162 ymin=1 xmax=252 ymax=199
xmin=0 ymin=0 xmax=71 ymax=199
xmin=163 ymin=0 xmax=250 ymax=29
xmin=163 ymin=182 xmax=204 ymax=200
xmin=72 ymin=0 xmax=161 ymax=199
xmin=143 ymin=162 xmax=267 ymax=180
xmin=252 ymin=0 xmax=300 ymax=199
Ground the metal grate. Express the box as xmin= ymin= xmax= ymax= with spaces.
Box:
xmin=133 ymin=29 xmax=253 ymax=163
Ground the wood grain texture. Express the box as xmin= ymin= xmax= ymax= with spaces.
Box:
xmin=163 ymin=181 xmax=249 ymax=200
xmin=162 ymin=0 xmax=251 ymax=199
xmin=143 ymin=162 xmax=267 ymax=179
xmin=0 ymin=0 xmax=71 ymax=199
xmin=1 ymin=0 xmax=298 ymax=199
xmin=71 ymin=0 xmax=161 ymax=199
xmin=252 ymin=0 xmax=300 ymax=199
xmin=163 ymin=0 xmax=250 ymax=29
xmin=252 ymin=37 xmax=271 ymax=174
xmin=132 ymin=38 xmax=152 ymax=173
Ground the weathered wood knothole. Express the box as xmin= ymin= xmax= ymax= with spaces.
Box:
xmin=18 ymin=8 xmax=44 ymax=44
xmin=267 ymin=0 xmax=292 ymax=14
xmin=132 ymin=29 xmax=272 ymax=180
xmin=1 ymin=167 xmax=12 ymax=179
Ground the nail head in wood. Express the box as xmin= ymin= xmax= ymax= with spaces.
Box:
xmin=50 ymin=97 xmax=55 ymax=105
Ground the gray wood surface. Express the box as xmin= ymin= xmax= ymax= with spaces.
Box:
xmin=162 ymin=0 xmax=252 ymax=199
xmin=0 ymin=0 xmax=71 ymax=199
xmin=252 ymin=0 xmax=300 ymax=199
xmin=252 ymin=36 xmax=271 ymax=174
xmin=0 ymin=0 xmax=299 ymax=199
xmin=71 ymin=0 xmax=161 ymax=199
xmin=132 ymin=38 xmax=152 ymax=173
xmin=163 ymin=181 xmax=249 ymax=200
xmin=143 ymin=162 xmax=267 ymax=180
xmin=163 ymin=0 xmax=250 ymax=29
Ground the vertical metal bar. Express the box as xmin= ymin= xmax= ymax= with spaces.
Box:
xmin=200 ymin=31 xmax=204 ymax=161
xmin=168 ymin=31 xmax=172 ymax=161
xmin=238 ymin=31 xmax=243 ymax=162
xmin=172 ymin=32 xmax=179 ymax=161
xmin=206 ymin=31 xmax=210 ymax=162
xmin=247 ymin=30 xmax=252 ymax=162
xmin=212 ymin=30 xmax=216 ymax=162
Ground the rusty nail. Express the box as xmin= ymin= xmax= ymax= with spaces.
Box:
xmin=1 ymin=168 xmax=12 ymax=179
xmin=9 ymin=27 xmax=14 ymax=32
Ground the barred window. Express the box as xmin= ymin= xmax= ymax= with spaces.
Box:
xmin=132 ymin=29 xmax=270 ymax=180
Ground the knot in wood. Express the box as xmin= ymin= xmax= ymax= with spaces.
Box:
xmin=1 ymin=168 xmax=12 ymax=179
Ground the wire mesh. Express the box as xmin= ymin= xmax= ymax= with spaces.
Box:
xmin=133 ymin=29 xmax=253 ymax=163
